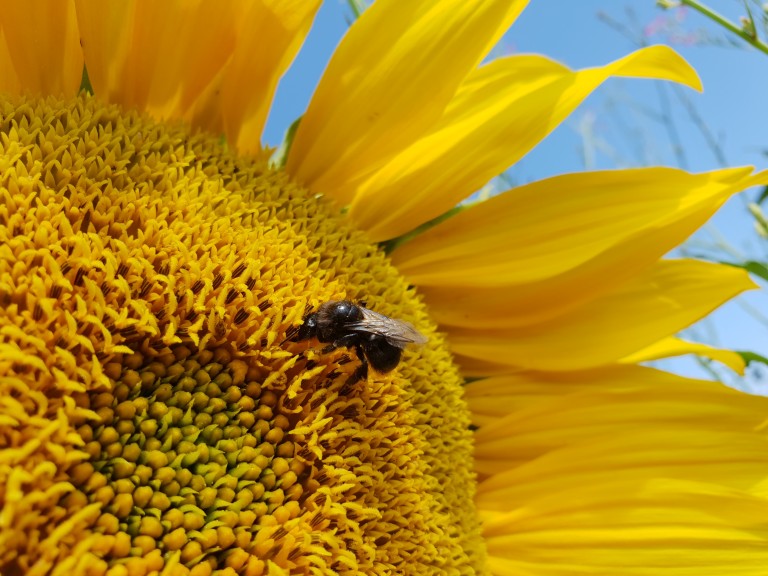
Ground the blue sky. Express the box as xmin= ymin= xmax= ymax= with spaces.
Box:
xmin=263 ymin=1 xmax=768 ymax=390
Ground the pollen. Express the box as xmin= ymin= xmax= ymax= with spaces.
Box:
xmin=0 ymin=95 xmax=483 ymax=574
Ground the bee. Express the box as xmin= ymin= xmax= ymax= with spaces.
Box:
xmin=292 ymin=300 xmax=427 ymax=387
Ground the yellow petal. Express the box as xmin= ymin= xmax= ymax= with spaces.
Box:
xmin=623 ymin=336 xmax=746 ymax=374
xmin=470 ymin=366 xmax=768 ymax=474
xmin=472 ymin=369 xmax=768 ymax=574
xmin=0 ymin=0 xmax=82 ymax=95
xmin=447 ymin=259 xmax=756 ymax=372
xmin=75 ymin=0 xmax=242 ymax=120
xmin=465 ymin=364 xmax=685 ymax=428
xmin=188 ymin=0 xmax=321 ymax=154
xmin=393 ymin=167 xmax=766 ymax=329
xmin=0 ymin=28 xmax=20 ymax=94
xmin=484 ymin=480 xmax=768 ymax=575
xmin=351 ymin=46 xmax=702 ymax=240
xmin=286 ymin=0 xmax=530 ymax=203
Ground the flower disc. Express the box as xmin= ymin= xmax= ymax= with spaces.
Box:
xmin=0 ymin=95 xmax=483 ymax=575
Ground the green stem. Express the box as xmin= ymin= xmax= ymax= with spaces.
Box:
xmin=345 ymin=0 xmax=367 ymax=20
xmin=679 ymin=0 xmax=768 ymax=56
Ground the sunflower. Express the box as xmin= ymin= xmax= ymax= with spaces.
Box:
xmin=2 ymin=1 xmax=768 ymax=575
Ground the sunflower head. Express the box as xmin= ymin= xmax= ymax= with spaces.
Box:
xmin=3 ymin=1 xmax=768 ymax=575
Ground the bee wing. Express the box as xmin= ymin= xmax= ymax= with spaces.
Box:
xmin=349 ymin=307 xmax=428 ymax=348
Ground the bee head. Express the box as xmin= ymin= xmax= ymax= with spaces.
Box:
xmin=294 ymin=312 xmax=319 ymax=341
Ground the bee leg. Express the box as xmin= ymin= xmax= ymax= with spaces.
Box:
xmin=322 ymin=333 xmax=360 ymax=355
xmin=320 ymin=343 xmax=338 ymax=355
xmin=354 ymin=343 xmax=369 ymax=380
xmin=340 ymin=343 xmax=369 ymax=395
